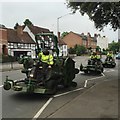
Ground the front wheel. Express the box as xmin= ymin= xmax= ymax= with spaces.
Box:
xmin=84 ymin=70 xmax=88 ymax=74
xmin=4 ymin=82 xmax=11 ymax=90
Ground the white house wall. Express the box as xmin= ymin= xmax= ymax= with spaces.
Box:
xmin=8 ymin=48 xmax=35 ymax=58
xmin=23 ymin=26 xmax=35 ymax=42
xmin=59 ymin=45 xmax=68 ymax=56
xmin=97 ymin=36 xmax=108 ymax=50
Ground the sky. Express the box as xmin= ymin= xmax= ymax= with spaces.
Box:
xmin=0 ymin=0 xmax=118 ymax=43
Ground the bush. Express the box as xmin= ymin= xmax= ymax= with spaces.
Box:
xmin=0 ymin=55 xmax=17 ymax=63
xmin=68 ymin=47 xmax=76 ymax=54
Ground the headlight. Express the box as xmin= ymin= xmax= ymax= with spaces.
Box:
xmin=28 ymin=68 xmax=32 ymax=71
xmin=29 ymin=74 xmax=34 ymax=77
xmin=48 ymin=65 xmax=51 ymax=68
xmin=39 ymin=66 xmax=42 ymax=69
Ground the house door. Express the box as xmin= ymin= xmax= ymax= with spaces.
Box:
xmin=2 ymin=45 xmax=8 ymax=55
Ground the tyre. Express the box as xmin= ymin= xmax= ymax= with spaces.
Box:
xmin=101 ymin=67 xmax=104 ymax=73
xmin=46 ymin=80 xmax=57 ymax=94
xmin=71 ymin=81 xmax=77 ymax=87
xmin=84 ymin=70 xmax=88 ymax=74
xmin=4 ymin=82 xmax=11 ymax=90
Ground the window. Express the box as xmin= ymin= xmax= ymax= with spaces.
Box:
xmin=13 ymin=43 xmax=17 ymax=48
xmin=64 ymin=45 xmax=66 ymax=49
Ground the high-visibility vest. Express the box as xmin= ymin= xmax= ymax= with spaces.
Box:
xmin=90 ymin=55 xmax=100 ymax=59
xmin=38 ymin=52 xmax=54 ymax=65
xmin=107 ymin=53 xmax=113 ymax=57
xmin=90 ymin=55 xmax=96 ymax=59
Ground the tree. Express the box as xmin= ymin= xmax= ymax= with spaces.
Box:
xmin=24 ymin=19 xmax=33 ymax=26
xmin=61 ymin=32 xmax=69 ymax=39
xmin=74 ymin=44 xmax=87 ymax=56
xmin=66 ymin=1 xmax=120 ymax=31
xmin=68 ymin=47 xmax=76 ymax=54
xmin=96 ymin=46 xmax=101 ymax=52
xmin=108 ymin=41 xmax=120 ymax=53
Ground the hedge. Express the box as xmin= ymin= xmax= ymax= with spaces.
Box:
xmin=0 ymin=55 xmax=17 ymax=63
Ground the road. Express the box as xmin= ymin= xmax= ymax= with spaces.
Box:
xmin=1 ymin=56 xmax=119 ymax=119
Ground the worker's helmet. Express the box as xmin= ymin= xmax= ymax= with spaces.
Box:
xmin=43 ymin=49 xmax=49 ymax=55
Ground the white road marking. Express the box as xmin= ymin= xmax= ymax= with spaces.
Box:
xmin=0 ymin=85 xmax=3 ymax=88
xmin=105 ymin=69 xmax=115 ymax=73
xmin=54 ymin=87 xmax=84 ymax=98
xmin=101 ymin=73 xmax=105 ymax=76
xmin=32 ymin=97 xmax=53 ymax=120
xmin=84 ymin=80 xmax=88 ymax=87
xmin=32 ymin=87 xmax=84 ymax=119
xmin=84 ymin=73 xmax=105 ymax=88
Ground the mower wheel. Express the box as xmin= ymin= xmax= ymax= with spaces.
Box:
xmin=84 ymin=70 xmax=88 ymax=74
xmin=71 ymin=81 xmax=77 ymax=87
xmin=46 ymin=80 xmax=57 ymax=94
xmin=4 ymin=82 xmax=11 ymax=90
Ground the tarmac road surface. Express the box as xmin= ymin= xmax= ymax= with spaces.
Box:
xmin=1 ymin=56 xmax=119 ymax=119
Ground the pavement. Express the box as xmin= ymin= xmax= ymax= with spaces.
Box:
xmin=48 ymin=79 xmax=118 ymax=119
xmin=0 ymin=62 xmax=23 ymax=72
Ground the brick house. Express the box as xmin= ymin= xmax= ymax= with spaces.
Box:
xmin=62 ymin=31 xmax=97 ymax=51
xmin=0 ymin=25 xmax=8 ymax=55
xmin=87 ymin=32 xmax=97 ymax=50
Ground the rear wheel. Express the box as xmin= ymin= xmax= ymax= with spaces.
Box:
xmin=45 ymin=80 xmax=57 ymax=94
xmin=71 ymin=81 xmax=77 ymax=87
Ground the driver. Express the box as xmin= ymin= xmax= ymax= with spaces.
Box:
xmin=34 ymin=49 xmax=54 ymax=82
xmin=89 ymin=52 xmax=101 ymax=65
xmin=106 ymin=51 xmax=114 ymax=61
xmin=38 ymin=49 xmax=54 ymax=66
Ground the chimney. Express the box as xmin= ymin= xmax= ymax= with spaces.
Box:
xmin=81 ymin=33 xmax=84 ymax=36
xmin=94 ymin=33 xmax=98 ymax=37
xmin=94 ymin=34 xmax=98 ymax=39
xmin=17 ymin=26 xmax=23 ymax=35
xmin=58 ymin=32 xmax=60 ymax=41
xmin=87 ymin=32 xmax=91 ymax=37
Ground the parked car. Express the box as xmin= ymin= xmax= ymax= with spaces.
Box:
xmin=116 ymin=53 xmax=120 ymax=59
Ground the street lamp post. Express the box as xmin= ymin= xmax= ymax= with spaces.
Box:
xmin=57 ymin=13 xmax=72 ymax=40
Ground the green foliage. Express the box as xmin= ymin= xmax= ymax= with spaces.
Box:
xmin=66 ymin=2 xmax=120 ymax=31
xmin=108 ymin=41 xmax=120 ymax=54
xmin=24 ymin=19 xmax=33 ymax=26
xmin=75 ymin=45 xmax=87 ymax=56
xmin=0 ymin=55 xmax=17 ymax=63
xmin=68 ymin=47 xmax=76 ymax=54
xmin=68 ymin=45 xmax=86 ymax=55
xmin=61 ymin=32 xmax=69 ymax=39
xmin=96 ymin=46 xmax=101 ymax=52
